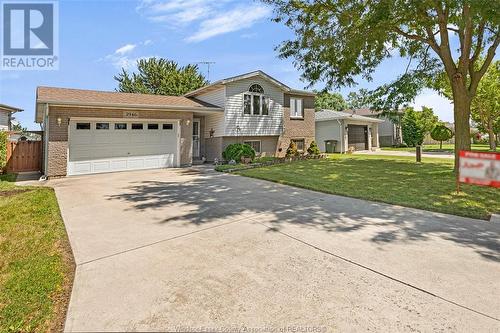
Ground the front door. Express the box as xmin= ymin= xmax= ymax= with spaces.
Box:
xmin=192 ymin=119 xmax=200 ymax=159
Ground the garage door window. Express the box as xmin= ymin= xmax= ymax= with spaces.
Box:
xmin=148 ymin=123 xmax=159 ymax=130
xmin=163 ymin=123 xmax=173 ymax=130
xmin=115 ymin=123 xmax=127 ymax=130
xmin=96 ymin=122 xmax=109 ymax=130
xmin=132 ymin=123 xmax=143 ymax=130
xmin=76 ymin=123 xmax=90 ymax=130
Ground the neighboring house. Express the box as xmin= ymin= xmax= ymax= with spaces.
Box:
xmin=35 ymin=70 xmax=316 ymax=177
xmin=315 ymin=110 xmax=384 ymax=153
xmin=344 ymin=108 xmax=403 ymax=147
xmin=0 ymin=103 xmax=23 ymax=131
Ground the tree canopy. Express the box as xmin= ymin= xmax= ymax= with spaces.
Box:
xmin=431 ymin=123 xmax=454 ymax=149
xmin=264 ymin=0 xmax=499 ymax=168
xmin=314 ymin=91 xmax=347 ymax=111
xmin=401 ymin=106 xmax=438 ymax=147
xmin=114 ymin=58 xmax=207 ymax=96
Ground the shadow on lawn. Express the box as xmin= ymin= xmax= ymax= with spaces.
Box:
xmin=106 ymin=167 xmax=500 ymax=262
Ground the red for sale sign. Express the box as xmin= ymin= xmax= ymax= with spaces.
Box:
xmin=459 ymin=151 xmax=500 ymax=188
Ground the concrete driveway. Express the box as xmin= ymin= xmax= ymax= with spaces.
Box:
xmin=50 ymin=167 xmax=500 ymax=332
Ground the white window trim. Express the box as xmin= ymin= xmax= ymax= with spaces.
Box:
xmin=290 ymin=97 xmax=304 ymax=119
xmin=243 ymin=140 xmax=262 ymax=153
xmin=243 ymin=83 xmax=270 ymax=116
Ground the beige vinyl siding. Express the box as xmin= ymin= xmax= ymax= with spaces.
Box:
xmin=195 ymin=87 xmax=226 ymax=107
xmin=224 ymin=77 xmax=284 ymax=136
xmin=315 ymin=120 xmax=343 ymax=152
xmin=0 ymin=111 xmax=9 ymax=130
xmin=196 ymin=88 xmax=226 ymax=138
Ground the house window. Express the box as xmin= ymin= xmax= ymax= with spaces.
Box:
xmin=76 ymin=123 xmax=90 ymax=130
xmin=163 ymin=123 xmax=173 ymax=130
xmin=96 ymin=122 xmax=109 ymax=130
xmin=115 ymin=123 xmax=127 ymax=130
xmin=243 ymin=84 xmax=269 ymax=116
xmin=147 ymin=123 xmax=159 ymax=130
xmin=292 ymin=139 xmax=305 ymax=151
xmin=290 ymin=98 xmax=303 ymax=118
xmin=244 ymin=140 xmax=261 ymax=153
xmin=244 ymin=94 xmax=251 ymax=115
xmin=131 ymin=123 xmax=143 ymax=130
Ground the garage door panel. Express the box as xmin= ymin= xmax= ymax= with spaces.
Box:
xmin=68 ymin=120 xmax=179 ymax=175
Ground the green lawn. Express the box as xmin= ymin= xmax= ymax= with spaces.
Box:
xmin=236 ymin=155 xmax=500 ymax=220
xmin=0 ymin=174 xmax=74 ymax=332
xmin=382 ymin=143 xmax=499 ymax=153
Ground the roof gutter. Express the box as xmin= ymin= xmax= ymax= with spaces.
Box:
xmin=36 ymin=100 xmax=224 ymax=112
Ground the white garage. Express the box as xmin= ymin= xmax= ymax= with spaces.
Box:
xmin=68 ymin=119 xmax=180 ymax=176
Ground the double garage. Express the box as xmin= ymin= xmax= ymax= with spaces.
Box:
xmin=67 ymin=119 xmax=180 ymax=176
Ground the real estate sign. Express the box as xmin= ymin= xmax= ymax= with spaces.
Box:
xmin=459 ymin=151 xmax=500 ymax=188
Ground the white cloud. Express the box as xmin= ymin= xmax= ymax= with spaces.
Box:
xmin=115 ymin=44 xmax=137 ymax=55
xmin=137 ymin=0 xmax=271 ymax=42
xmin=411 ymin=89 xmax=454 ymax=122
xmin=101 ymin=40 xmax=154 ymax=70
xmin=185 ymin=6 xmax=270 ymax=43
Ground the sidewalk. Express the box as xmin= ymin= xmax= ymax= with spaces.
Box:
xmin=355 ymin=150 xmax=454 ymax=159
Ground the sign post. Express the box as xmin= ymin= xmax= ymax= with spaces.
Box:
xmin=458 ymin=151 xmax=500 ymax=189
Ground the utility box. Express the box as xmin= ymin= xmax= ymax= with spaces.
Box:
xmin=324 ymin=140 xmax=338 ymax=153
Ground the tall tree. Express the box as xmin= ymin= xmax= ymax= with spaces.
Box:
xmin=264 ymin=0 xmax=500 ymax=169
xmin=314 ymin=91 xmax=347 ymax=111
xmin=114 ymin=58 xmax=207 ymax=96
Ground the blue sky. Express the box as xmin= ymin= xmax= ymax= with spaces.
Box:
xmin=0 ymin=0 xmax=454 ymax=130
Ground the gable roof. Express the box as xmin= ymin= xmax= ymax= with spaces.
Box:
xmin=0 ymin=103 xmax=23 ymax=113
xmin=315 ymin=109 xmax=384 ymax=123
xmin=185 ymin=70 xmax=315 ymax=97
xmin=35 ymin=86 xmax=224 ymax=122
xmin=344 ymin=108 xmax=404 ymax=116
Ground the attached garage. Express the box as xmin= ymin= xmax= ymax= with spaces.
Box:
xmin=68 ymin=119 xmax=179 ymax=175
xmin=35 ymin=86 xmax=223 ymax=177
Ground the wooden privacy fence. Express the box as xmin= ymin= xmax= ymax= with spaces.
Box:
xmin=6 ymin=141 xmax=42 ymax=172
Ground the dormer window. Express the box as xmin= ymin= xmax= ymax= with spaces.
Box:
xmin=244 ymin=84 xmax=269 ymax=116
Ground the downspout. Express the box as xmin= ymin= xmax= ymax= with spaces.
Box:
xmin=40 ymin=103 xmax=49 ymax=180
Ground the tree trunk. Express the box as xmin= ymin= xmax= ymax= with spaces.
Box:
xmin=440 ymin=140 xmax=443 ymax=150
xmin=488 ymin=127 xmax=497 ymax=151
xmin=487 ymin=117 xmax=497 ymax=151
xmin=452 ymin=91 xmax=472 ymax=171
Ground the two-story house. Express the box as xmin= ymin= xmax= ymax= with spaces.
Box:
xmin=35 ymin=71 xmax=315 ymax=177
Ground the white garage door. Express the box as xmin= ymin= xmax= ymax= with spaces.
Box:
xmin=68 ymin=119 xmax=179 ymax=175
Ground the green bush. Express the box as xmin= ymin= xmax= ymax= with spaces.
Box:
xmin=0 ymin=131 xmax=7 ymax=171
xmin=222 ymin=143 xmax=256 ymax=162
xmin=286 ymin=141 xmax=299 ymax=157
xmin=307 ymin=141 xmax=320 ymax=155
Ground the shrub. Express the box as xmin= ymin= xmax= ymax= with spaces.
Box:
xmin=307 ymin=141 xmax=320 ymax=155
xmin=222 ymin=143 xmax=255 ymax=162
xmin=0 ymin=131 xmax=7 ymax=172
xmin=285 ymin=141 xmax=299 ymax=157
xmin=431 ymin=124 xmax=454 ymax=149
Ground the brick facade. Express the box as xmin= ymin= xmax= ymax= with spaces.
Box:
xmin=278 ymin=94 xmax=316 ymax=156
xmin=46 ymin=105 xmax=193 ymax=177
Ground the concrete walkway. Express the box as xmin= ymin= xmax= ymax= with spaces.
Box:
xmin=49 ymin=167 xmax=500 ymax=332
xmin=355 ymin=149 xmax=455 ymax=159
